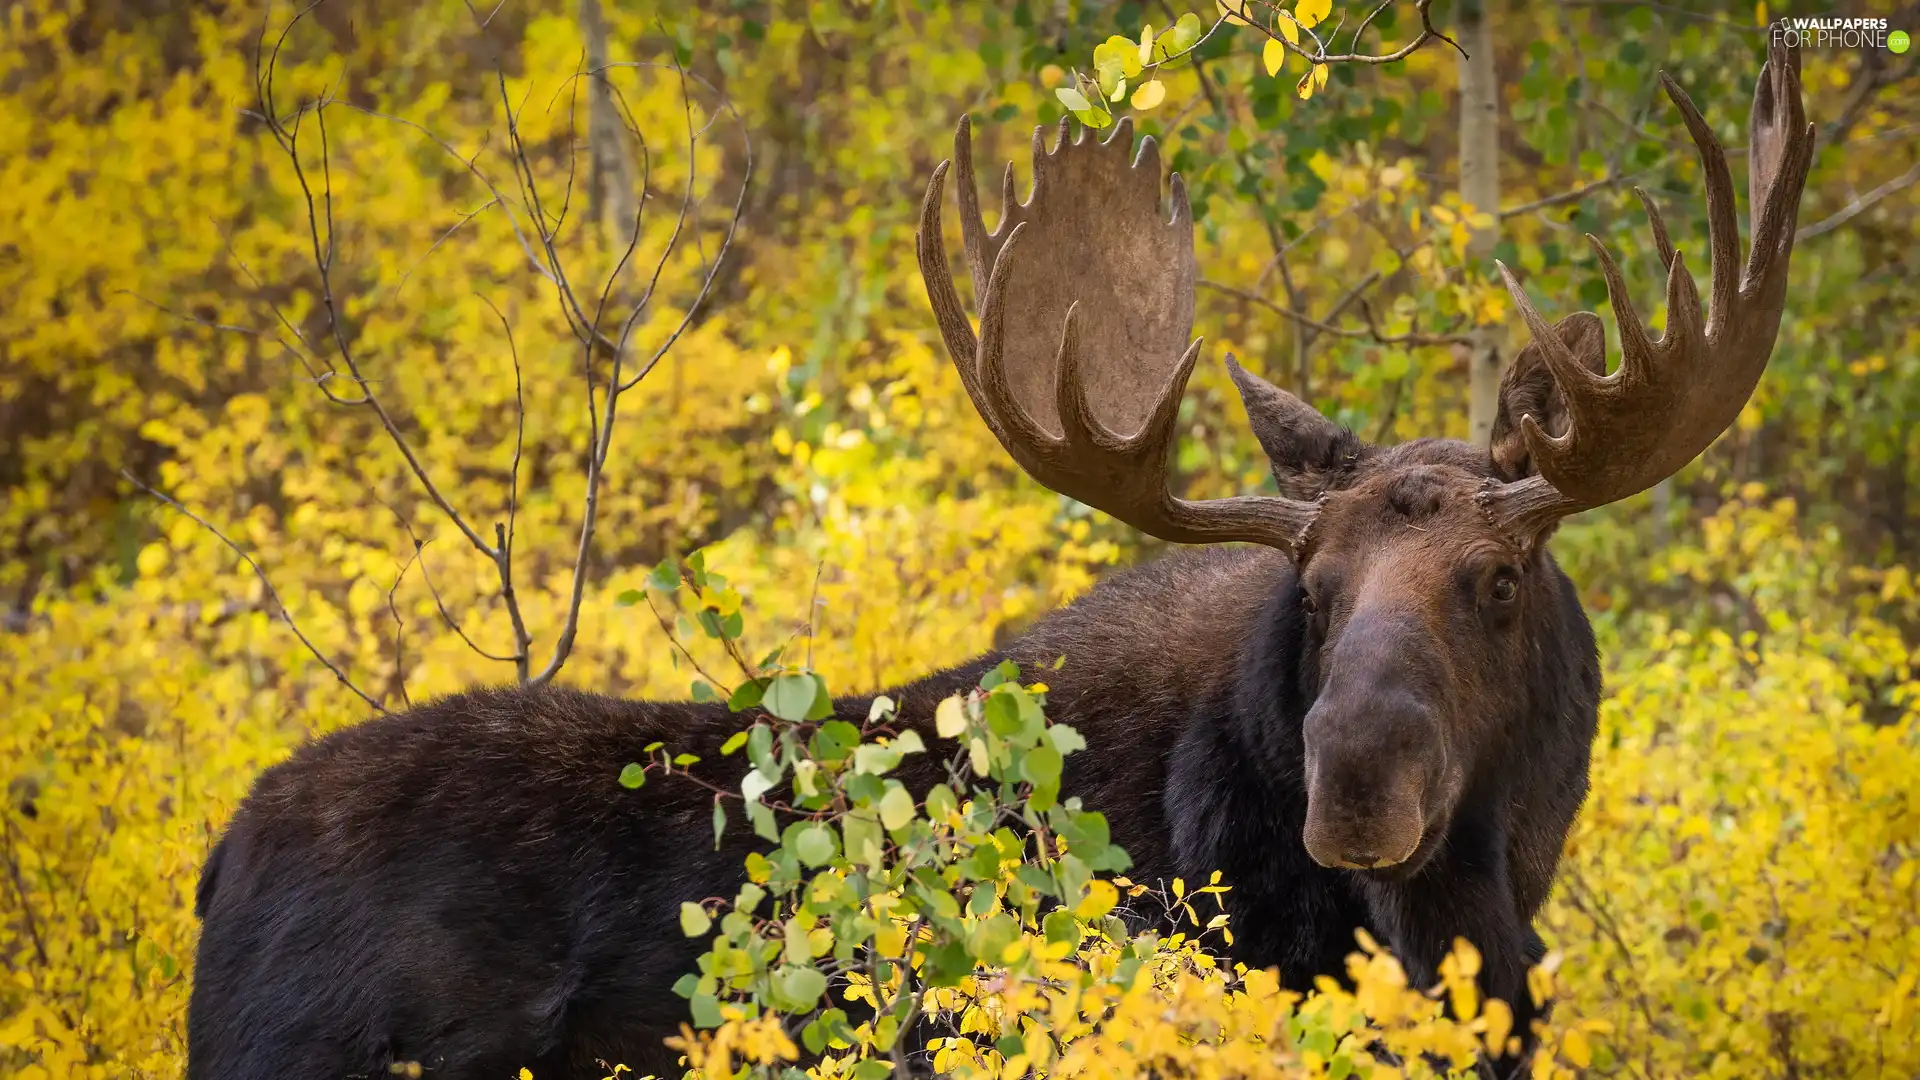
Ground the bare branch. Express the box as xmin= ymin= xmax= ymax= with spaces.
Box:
xmin=1798 ymin=159 xmax=1920 ymax=239
xmin=1199 ymin=278 xmax=1472 ymax=347
xmin=530 ymin=46 xmax=752 ymax=686
xmin=477 ymin=294 xmax=534 ymax=679
xmin=255 ymin=43 xmax=500 ymax=560
xmin=1499 ymin=171 xmax=1631 ymax=219
xmin=386 ymin=548 xmax=418 ymax=709
xmin=121 ymin=469 xmax=388 ymax=714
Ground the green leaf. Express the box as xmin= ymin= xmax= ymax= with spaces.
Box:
xmin=690 ymin=992 xmax=723 ymax=1028
xmin=680 ymin=901 xmax=712 ymax=937
xmin=671 ymin=972 xmax=699 ymax=999
xmin=748 ymin=799 xmax=780 ymax=842
xmin=1055 ymin=87 xmax=1091 ymax=112
xmin=615 ymin=588 xmax=645 ymax=607
xmin=844 ymin=815 xmax=885 ymax=867
xmin=728 ymin=678 xmax=767 ymax=712
xmin=748 ymin=722 xmax=775 ymax=768
xmin=1023 ymin=744 xmax=1063 ymax=788
xmin=793 ymin=823 xmax=838 ymax=867
xmin=691 ymin=679 xmax=719 ymax=703
xmin=852 ymin=742 xmax=903 ymax=776
xmin=647 ymin=558 xmax=681 ymax=595
xmin=878 ymin=782 xmax=916 ymax=831
xmin=811 ymin=720 xmax=861 ymax=763
xmin=804 ymin=674 xmax=835 ymax=721
xmin=720 ymin=730 xmax=750 ymax=755
xmin=712 ymin=801 xmax=727 ymax=847
xmin=925 ymin=782 xmax=957 ymax=822
xmin=985 ymin=692 xmax=1023 ymax=736
xmin=765 ymin=673 xmax=821 ymax=722
xmin=891 ymin=729 xmax=925 ymax=755
xmin=742 ymin=766 xmax=777 ymax=803
xmin=1043 ymin=908 xmax=1082 ymax=949
xmin=618 ymin=762 xmax=647 ymax=789
xmin=1046 ymin=725 xmax=1087 ymax=755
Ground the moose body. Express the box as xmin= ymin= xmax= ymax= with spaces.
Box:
xmin=189 ymin=534 xmax=1594 ymax=1080
xmin=189 ymin=45 xmax=1812 ymax=1080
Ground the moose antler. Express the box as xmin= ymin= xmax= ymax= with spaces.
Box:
xmin=1477 ymin=42 xmax=1816 ymax=544
xmin=917 ymin=116 xmax=1320 ymax=550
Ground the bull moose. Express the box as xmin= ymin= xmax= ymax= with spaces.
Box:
xmin=187 ymin=46 xmax=1813 ymax=1080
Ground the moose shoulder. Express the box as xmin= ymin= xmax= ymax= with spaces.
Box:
xmin=187 ymin=46 xmax=1814 ymax=1080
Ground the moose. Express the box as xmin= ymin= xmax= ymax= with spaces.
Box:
xmin=187 ymin=47 xmax=1813 ymax=1080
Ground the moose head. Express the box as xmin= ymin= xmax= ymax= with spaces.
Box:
xmin=917 ymin=46 xmax=1813 ymax=875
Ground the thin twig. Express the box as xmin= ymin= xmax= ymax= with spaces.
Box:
xmin=121 ymin=470 xmax=388 ymax=714
xmin=1499 ymin=170 xmax=1631 ymax=219
xmin=1798 ymin=159 xmax=1920 ymax=239
xmin=385 ymin=548 xmax=418 ymax=709
xmin=1199 ymin=278 xmax=1472 ymax=346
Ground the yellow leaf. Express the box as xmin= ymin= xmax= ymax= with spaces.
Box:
xmin=936 ymin=694 xmax=967 ymax=738
xmin=1215 ymin=0 xmax=1250 ymax=26
xmin=1313 ymin=62 xmax=1328 ymax=91
xmin=1482 ymin=997 xmax=1514 ymax=1056
xmin=1562 ymin=1027 xmax=1592 ymax=1068
xmin=1075 ymin=879 xmax=1119 ymax=919
xmin=1130 ymin=79 xmax=1166 ymax=110
xmin=1276 ymin=16 xmax=1301 ymax=46
xmin=1296 ymin=69 xmax=1316 ymax=100
xmin=1296 ymin=0 xmax=1332 ymax=28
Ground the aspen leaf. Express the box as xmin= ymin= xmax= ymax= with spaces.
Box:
xmin=935 ymin=694 xmax=967 ymax=738
xmin=1129 ymin=79 xmax=1165 ymax=110
xmin=679 ymin=902 xmax=711 ymax=937
xmin=878 ymin=782 xmax=915 ymax=830
xmin=1263 ymin=37 xmax=1286 ymax=76
xmin=1055 ymin=87 xmax=1091 ymax=112
xmin=1296 ymin=0 xmax=1332 ymax=28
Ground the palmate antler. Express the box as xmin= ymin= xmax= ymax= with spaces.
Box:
xmin=1476 ymin=42 xmax=1816 ymax=543
xmin=916 ymin=43 xmax=1813 ymax=556
xmin=917 ymin=116 xmax=1321 ymax=550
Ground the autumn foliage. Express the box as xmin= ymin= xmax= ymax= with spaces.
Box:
xmin=1 ymin=1 xmax=1915 ymax=1078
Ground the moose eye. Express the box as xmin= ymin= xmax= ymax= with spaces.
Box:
xmin=1300 ymin=587 xmax=1319 ymax=616
xmin=1489 ymin=569 xmax=1520 ymax=604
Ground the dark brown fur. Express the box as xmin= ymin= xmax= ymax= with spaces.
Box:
xmin=190 ymin=351 xmax=1601 ymax=1080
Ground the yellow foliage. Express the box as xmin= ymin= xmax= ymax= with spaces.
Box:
xmin=1 ymin=4 xmax=1915 ymax=1080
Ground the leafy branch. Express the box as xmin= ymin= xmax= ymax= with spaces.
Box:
xmin=1055 ymin=0 xmax=1463 ymax=128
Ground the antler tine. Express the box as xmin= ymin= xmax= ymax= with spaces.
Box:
xmin=1479 ymin=42 xmax=1815 ymax=546
xmin=915 ymin=115 xmax=1321 ymax=552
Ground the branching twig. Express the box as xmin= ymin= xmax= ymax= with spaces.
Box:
xmin=121 ymin=469 xmax=388 ymax=714
xmin=386 ymin=549 xmax=418 ymax=709
xmin=1798 ymin=160 xmax=1920 ymax=240
xmin=1199 ymin=278 xmax=1472 ymax=346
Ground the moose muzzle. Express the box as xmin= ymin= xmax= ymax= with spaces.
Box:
xmin=1300 ymin=612 xmax=1445 ymax=871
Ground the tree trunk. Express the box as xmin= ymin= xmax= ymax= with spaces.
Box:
xmin=1458 ymin=0 xmax=1502 ymax=445
xmin=580 ymin=0 xmax=638 ymax=250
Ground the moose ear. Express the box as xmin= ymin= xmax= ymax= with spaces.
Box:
xmin=1489 ymin=312 xmax=1607 ymax=481
xmin=1226 ymin=356 xmax=1370 ymax=501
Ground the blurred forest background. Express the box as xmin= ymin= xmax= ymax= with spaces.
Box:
xmin=1 ymin=0 xmax=1917 ymax=1076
